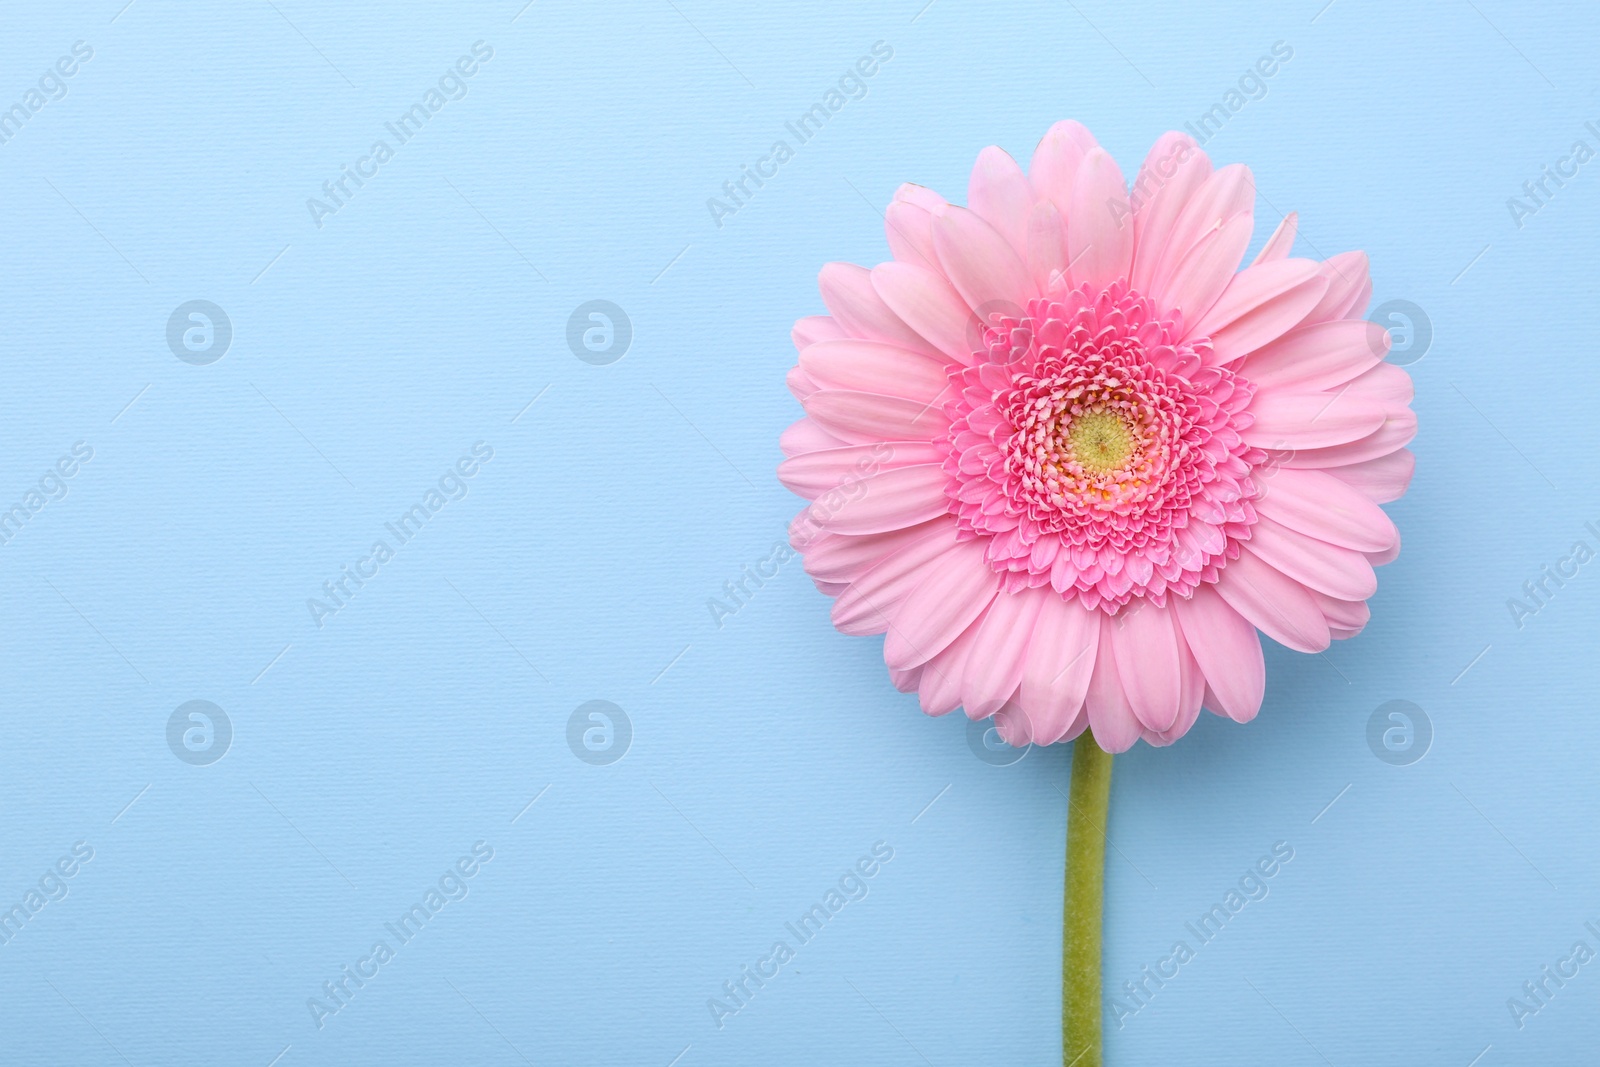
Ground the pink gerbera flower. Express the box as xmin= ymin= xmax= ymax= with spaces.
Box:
xmin=779 ymin=121 xmax=1415 ymax=753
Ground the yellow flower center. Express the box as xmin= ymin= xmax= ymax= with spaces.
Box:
xmin=1066 ymin=410 xmax=1136 ymax=473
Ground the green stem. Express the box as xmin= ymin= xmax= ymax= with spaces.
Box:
xmin=1063 ymin=733 xmax=1113 ymax=1067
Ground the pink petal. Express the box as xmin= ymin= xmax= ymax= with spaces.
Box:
xmin=819 ymin=262 xmax=939 ymax=354
xmin=780 ymin=417 xmax=848 ymax=457
xmin=1190 ymin=259 xmax=1327 ymax=362
xmin=799 ymin=340 xmax=950 ymax=401
xmin=1311 ymin=589 xmax=1370 ymax=635
xmin=1211 ymin=549 xmax=1331 ymax=653
xmin=829 ymin=522 xmax=960 ymax=634
xmin=1025 ymin=200 xmax=1069 ymax=293
xmin=933 ymin=203 xmax=1035 ymax=311
xmin=1084 ymin=621 xmax=1143 ymax=752
xmin=1302 ymin=251 xmax=1371 ymax=324
xmin=803 ymin=389 xmax=949 ymax=443
xmin=792 ymin=315 xmax=845 ymax=350
xmin=778 ymin=440 xmax=943 ymax=497
xmin=1112 ymin=601 xmax=1186 ymax=733
xmin=883 ymin=540 xmax=999 ymax=669
xmin=1148 ymin=163 xmax=1255 ymax=306
xmin=1239 ymin=319 xmax=1388 ymax=392
xmin=1243 ymin=389 xmax=1386 ymax=449
xmin=1253 ymin=467 xmax=1398 ymax=553
xmin=916 ymin=622 xmax=983 ymax=717
xmin=1324 ymin=450 xmax=1415 ymax=504
xmin=1067 ymin=147 xmax=1134 ymax=290
xmin=1275 ymin=410 xmax=1417 ymax=468
xmin=1243 ymin=517 xmax=1377 ymax=601
xmin=871 ymin=262 xmax=978 ymax=364
xmin=1174 ymin=584 xmax=1264 ymax=723
xmin=806 ymin=464 xmax=950 ymax=536
xmin=968 ymin=146 xmax=1034 ymax=256
xmin=1250 ymin=212 xmax=1298 ymax=265
xmin=1156 ymin=212 xmax=1254 ymax=326
xmin=1129 ymin=132 xmax=1212 ymax=293
xmin=959 ymin=591 xmax=1046 ymax=717
xmin=801 ymin=517 xmax=950 ymax=584
xmin=1020 ymin=589 xmax=1100 ymax=744
xmin=1029 ymin=119 xmax=1098 ymax=217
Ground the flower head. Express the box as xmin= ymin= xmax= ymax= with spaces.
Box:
xmin=780 ymin=123 xmax=1415 ymax=752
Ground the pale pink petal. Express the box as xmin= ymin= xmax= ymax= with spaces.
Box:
xmin=933 ymin=203 xmax=1035 ymax=310
xmin=1067 ymin=147 xmax=1134 ymax=290
xmin=803 ymin=389 xmax=949 ymax=443
xmin=1084 ymin=621 xmax=1142 ymax=752
xmin=1174 ymin=584 xmax=1264 ymax=723
xmin=1029 ymin=120 xmax=1098 ymax=217
xmin=871 ymin=262 xmax=978 ymax=363
xmin=883 ymin=540 xmax=999 ymax=669
xmin=1243 ymin=389 xmax=1386 ymax=449
xmin=1129 ymin=132 xmax=1211 ymax=292
xmin=1020 ymin=589 xmax=1100 ymax=743
xmin=1189 ymin=259 xmax=1327 ymax=362
xmin=1250 ymin=212 xmax=1298 ymax=265
xmin=1311 ymin=589 xmax=1370 ymax=635
xmin=780 ymin=417 xmax=848 ymax=457
xmin=807 ymin=464 xmax=950 ymax=536
xmin=799 ymin=340 xmax=950 ymax=401
xmin=778 ymin=440 xmax=943 ymax=497
xmin=1111 ymin=601 xmax=1186 ymax=733
xmin=1155 ymin=211 xmax=1254 ymax=326
xmin=1274 ymin=410 xmax=1417 ymax=468
xmin=819 ymin=262 xmax=940 ymax=354
xmin=1324 ymin=450 xmax=1415 ymax=504
xmin=1302 ymin=252 xmax=1371 ymax=324
xmin=1239 ymin=319 xmax=1388 ymax=392
xmin=1025 ymin=200 xmax=1069 ymax=293
xmin=1211 ymin=548 xmax=1331 ymax=653
xmin=829 ymin=523 xmax=960 ymax=634
xmin=1253 ymin=467 xmax=1398 ymax=553
xmin=916 ymin=623 xmax=982 ymax=716
xmin=1243 ymin=517 xmax=1378 ymax=601
xmin=793 ymin=315 xmax=845 ymax=350
xmin=1148 ymin=163 xmax=1255 ymax=306
xmin=801 ymin=517 xmax=950 ymax=584
xmin=959 ymin=591 xmax=1046 ymax=717
xmin=968 ymin=146 xmax=1034 ymax=256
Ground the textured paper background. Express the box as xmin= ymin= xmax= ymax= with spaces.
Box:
xmin=0 ymin=1 xmax=1593 ymax=1063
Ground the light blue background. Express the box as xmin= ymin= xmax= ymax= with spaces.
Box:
xmin=0 ymin=1 xmax=1593 ymax=1063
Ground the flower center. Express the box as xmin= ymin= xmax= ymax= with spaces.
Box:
xmin=1064 ymin=410 xmax=1135 ymax=473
